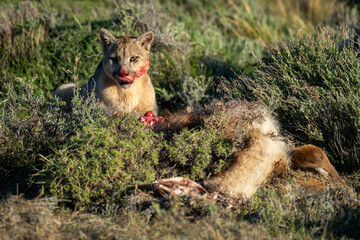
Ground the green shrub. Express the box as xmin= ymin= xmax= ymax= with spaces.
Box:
xmin=220 ymin=31 xmax=360 ymax=171
xmin=164 ymin=127 xmax=232 ymax=179
xmin=44 ymin=118 xmax=162 ymax=206
xmin=42 ymin=119 xmax=233 ymax=207
xmin=0 ymin=77 xmax=105 ymax=196
xmin=0 ymin=76 xmax=233 ymax=206
xmin=0 ymin=78 xmax=52 ymax=195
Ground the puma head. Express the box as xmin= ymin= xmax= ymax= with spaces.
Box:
xmin=99 ymin=28 xmax=154 ymax=89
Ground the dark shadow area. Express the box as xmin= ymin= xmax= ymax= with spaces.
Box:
xmin=202 ymin=56 xmax=248 ymax=102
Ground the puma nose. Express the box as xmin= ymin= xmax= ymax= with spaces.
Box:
xmin=120 ymin=70 xmax=129 ymax=77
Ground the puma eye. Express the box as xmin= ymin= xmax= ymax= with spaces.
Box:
xmin=110 ymin=57 xmax=118 ymax=63
xmin=130 ymin=56 xmax=138 ymax=62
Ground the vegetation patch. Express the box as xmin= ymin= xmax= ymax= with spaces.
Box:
xmin=1 ymin=0 xmax=360 ymax=239
xmin=220 ymin=31 xmax=360 ymax=171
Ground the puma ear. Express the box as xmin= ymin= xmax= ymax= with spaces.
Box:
xmin=137 ymin=31 xmax=154 ymax=51
xmin=99 ymin=28 xmax=116 ymax=52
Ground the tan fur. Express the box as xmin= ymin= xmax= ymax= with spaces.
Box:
xmin=204 ymin=134 xmax=288 ymax=200
xmin=296 ymin=178 xmax=325 ymax=194
xmin=53 ymin=83 xmax=76 ymax=106
xmin=155 ymin=101 xmax=345 ymax=200
xmin=156 ymin=100 xmax=290 ymax=199
xmin=159 ymin=100 xmax=282 ymax=145
xmin=292 ymin=144 xmax=345 ymax=184
xmin=54 ymin=28 xmax=157 ymax=118
xmin=202 ymin=103 xmax=289 ymax=200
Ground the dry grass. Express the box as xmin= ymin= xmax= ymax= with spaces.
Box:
xmin=220 ymin=0 xmax=357 ymax=46
xmin=0 ymin=172 xmax=358 ymax=240
xmin=0 ymin=196 xmax=61 ymax=240
xmin=0 ymin=1 xmax=50 ymax=54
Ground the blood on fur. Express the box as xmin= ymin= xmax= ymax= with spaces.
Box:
xmin=135 ymin=60 xmax=150 ymax=79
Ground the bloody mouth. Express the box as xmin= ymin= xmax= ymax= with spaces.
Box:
xmin=114 ymin=61 xmax=150 ymax=88
xmin=114 ymin=75 xmax=134 ymax=88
